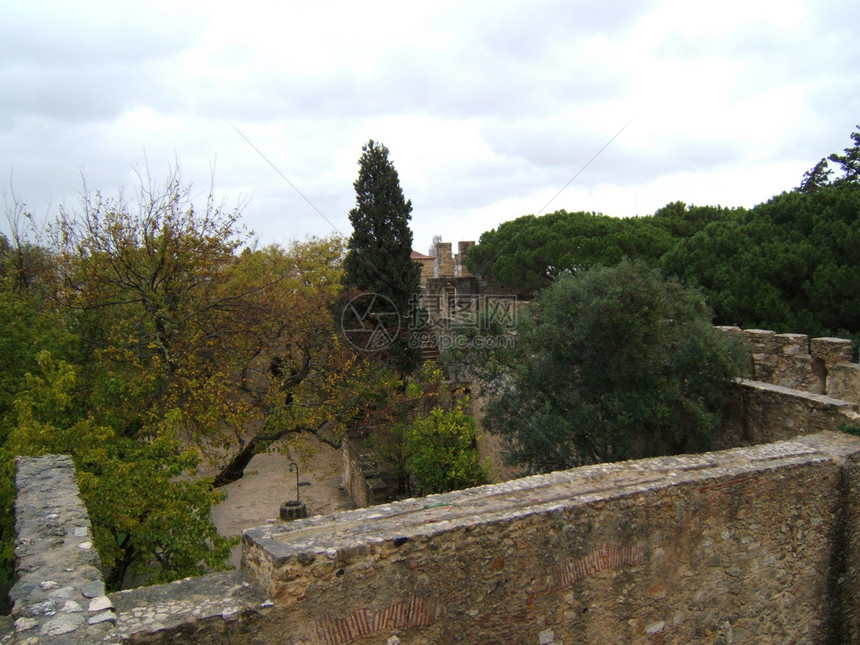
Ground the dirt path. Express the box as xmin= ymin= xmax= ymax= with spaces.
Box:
xmin=209 ymin=436 xmax=354 ymax=567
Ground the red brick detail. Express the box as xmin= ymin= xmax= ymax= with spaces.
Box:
xmin=558 ymin=543 xmax=647 ymax=587
xmin=316 ymin=596 xmax=443 ymax=645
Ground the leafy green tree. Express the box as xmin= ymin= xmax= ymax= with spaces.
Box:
xmin=474 ymin=259 xmax=746 ymax=473
xmin=54 ymin=167 xmax=250 ymax=441
xmin=51 ymin=171 xmax=383 ymax=484
xmin=662 ymin=183 xmax=860 ymax=345
xmin=211 ymin=237 xmax=423 ymax=485
xmin=0 ymin=169 xmax=408 ymax=591
xmin=649 ymin=202 xmax=745 ymax=239
xmin=342 ymin=140 xmax=422 ymax=371
xmin=464 ymin=208 xmax=717 ymax=291
xmin=406 ymin=403 xmax=488 ymax=495
xmin=0 ymin=234 xmax=78 ymax=600
xmin=7 ymin=351 xmax=234 ymax=589
xmin=1 ymin=165 xmax=454 ymax=592
xmin=798 ymin=125 xmax=860 ymax=192
xmin=361 ymin=361 xmax=473 ymax=496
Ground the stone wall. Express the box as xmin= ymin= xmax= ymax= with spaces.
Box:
xmin=718 ymin=327 xmax=860 ymax=402
xmin=429 ymin=240 xmax=473 ymax=279
xmin=340 ymin=437 xmax=368 ymax=507
xmin=713 ymin=327 xmax=860 ymax=448
xmin=340 ymin=437 xmax=396 ymax=508
xmin=242 ymin=431 xmax=860 ymax=644
xmin=8 ymin=455 xmax=119 ymax=643
xmin=5 ymin=455 xmax=274 ymax=645
xmin=8 ymin=328 xmax=860 ymax=643
xmin=9 ymin=434 xmax=860 ymax=643
xmin=720 ymin=380 xmax=860 ymax=448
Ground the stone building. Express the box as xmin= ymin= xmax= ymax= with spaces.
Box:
xmin=410 ymin=239 xmax=529 ymax=359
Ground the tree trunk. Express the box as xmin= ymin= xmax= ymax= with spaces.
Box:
xmin=210 ymin=424 xmax=341 ymax=488
xmin=212 ymin=437 xmax=261 ymax=488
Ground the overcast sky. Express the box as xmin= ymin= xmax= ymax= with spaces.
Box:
xmin=2 ymin=0 xmax=859 ymax=252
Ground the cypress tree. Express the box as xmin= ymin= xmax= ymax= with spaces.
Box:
xmin=343 ymin=140 xmax=422 ymax=371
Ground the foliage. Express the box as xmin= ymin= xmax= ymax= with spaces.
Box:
xmin=7 ymin=351 xmax=235 ymax=589
xmin=0 ymin=273 xmax=75 ymax=443
xmin=799 ymin=158 xmax=834 ymax=194
xmin=827 ymin=124 xmax=860 ymax=187
xmin=474 ymin=260 xmax=746 ymax=473
xmin=839 ymin=423 xmax=860 ymax=438
xmin=0 ymin=168 xmax=404 ymax=591
xmin=464 ymin=206 xmax=734 ymax=291
xmin=662 ymin=183 xmax=860 ymax=344
xmin=405 ymin=403 xmax=488 ymax=495
xmin=51 ymin=169 xmax=379 ymax=477
xmin=362 ymin=361 xmax=460 ymax=496
xmin=465 ymin=127 xmax=860 ymax=351
xmin=342 ymin=140 xmax=422 ymax=372
xmin=0 ymin=233 xmax=80 ymax=597
xmin=0 ymin=447 xmax=14 ymax=609
xmin=53 ymin=167 xmax=252 ymax=443
xmin=668 ymin=126 xmax=860 ymax=345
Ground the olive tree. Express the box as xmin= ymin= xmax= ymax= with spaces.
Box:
xmin=476 ymin=259 xmax=746 ymax=473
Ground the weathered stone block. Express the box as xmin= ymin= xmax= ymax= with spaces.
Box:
xmin=811 ymin=336 xmax=854 ymax=367
xmin=718 ymin=327 xmax=859 ymax=401
xmin=828 ymin=362 xmax=860 ymax=406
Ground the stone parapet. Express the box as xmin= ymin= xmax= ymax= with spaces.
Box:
xmin=828 ymin=362 xmax=860 ymax=404
xmin=718 ymin=326 xmax=859 ymax=401
xmin=12 ymin=424 xmax=860 ymax=643
xmin=111 ymin=571 xmax=271 ymax=644
xmin=10 ymin=433 xmax=860 ymax=643
xmin=341 ymin=437 xmax=397 ymax=508
xmin=3 ymin=456 xmax=274 ymax=645
xmin=9 ymin=455 xmax=118 ymax=643
xmin=433 ymin=242 xmax=453 ymax=278
xmin=242 ymin=432 xmax=860 ymax=644
xmin=456 ymin=241 xmax=474 ymax=277
xmin=811 ymin=336 xmax=854 ymax=367
xmin=719 ymin=379 xmax=860 ymax=447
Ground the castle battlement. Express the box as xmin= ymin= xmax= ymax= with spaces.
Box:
xmin=719 ymin=326 xmax=860 ymax=403
xmin=6 ymin=330 xmax=860 ymax=643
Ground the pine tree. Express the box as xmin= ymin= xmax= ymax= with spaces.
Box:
xmin=343 ymin=140 xmax=422 ymax=371
xmin=798 ymin=157 xmax=833 ymax=194
xmin=829 ymin=125 xmax=860 ymax=186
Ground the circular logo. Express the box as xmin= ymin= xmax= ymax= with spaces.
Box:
xmin=341 ymin=293 xmax=401 ymax=351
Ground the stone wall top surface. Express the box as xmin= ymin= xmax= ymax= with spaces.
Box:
xmin=10 ymin=455 xmax=118 ymax=643
xmin=738 ymin=378 xmax=859 ymax=410
xmin=111 ymin=571 xmax=271 ymax=642
xmin=717 ymin=326 xmax=860 ymax=399
xmin=243 ymin=431 xmax=859 ymax=563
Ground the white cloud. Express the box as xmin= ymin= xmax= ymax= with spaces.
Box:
xmin=2 ymin=0 xmax=859 ymax=252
